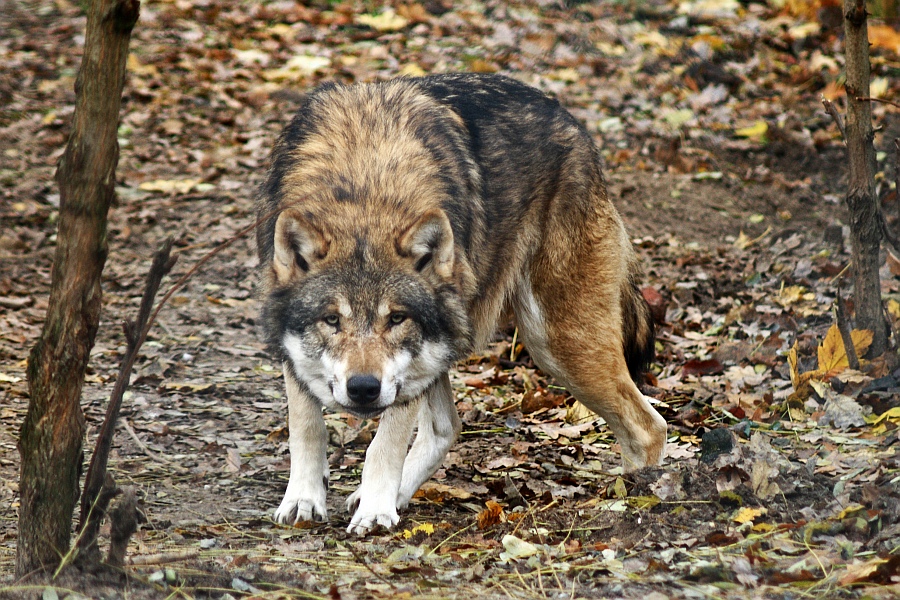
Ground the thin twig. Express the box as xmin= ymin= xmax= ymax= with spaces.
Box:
xmin=341 ymin=541 xmax=397 ymax=589
xmin=122 ymin=419 xmax=188 ymax=473
xmin=834 ymin=283 xmax=860 ymax=369
xmin=856 ymin=96 xmax=900 ymax=110
xmin=822 ymin=97 xmax=846 ymax=140
xmin=127 ymin=550 xmax=200 ymax=566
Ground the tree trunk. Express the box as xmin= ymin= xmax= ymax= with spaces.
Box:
xmin=842 ymin=0 xmax=889 ymax=356
xmin=16 ymin=0 xmax=140 ymax=578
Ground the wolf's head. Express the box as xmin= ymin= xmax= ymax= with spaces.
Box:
xmin=261 ymin=207 xmax=473 ymax=416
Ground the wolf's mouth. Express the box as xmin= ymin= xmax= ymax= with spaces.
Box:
xmin=345 ymin=405 xmax=387 ymax=419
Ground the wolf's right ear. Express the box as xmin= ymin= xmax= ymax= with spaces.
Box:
xmin=273 ymin=209 xmax=329 ymax=283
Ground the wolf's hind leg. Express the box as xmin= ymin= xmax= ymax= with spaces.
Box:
xmin=518 ymin=276 xmax=667 ymax=471
xmin=397 ymin=374 xmax=461 ymax=509
xmin=346 ymin=399 xmax=418 ymax=535
xmin=274 ymin=365 xmax=329 ymax=524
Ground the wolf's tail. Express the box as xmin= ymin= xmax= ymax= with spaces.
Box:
xmin=621 ymin=269 xmax=655 ymax=383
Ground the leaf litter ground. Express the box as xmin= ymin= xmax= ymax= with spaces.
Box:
xmin=1 ymin=1 xmax=899 ymax=598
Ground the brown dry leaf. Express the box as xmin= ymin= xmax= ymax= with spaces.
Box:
xmin=396 ymin=3 xmax=429 ymax=23
xmin=838 ymin=556 xmax=890 ymax=586
xmin=817 ymin=324 xmax=873 ymax=376
xmin=225 ymin=448 xmax=241 ymax=473
xmin=160 ymin=381 xmax=216 ymax=393
xmin=413 ymin=482 xmax=473 ymax=503
xmin=476 ymin=500 xmax=505 ymax=529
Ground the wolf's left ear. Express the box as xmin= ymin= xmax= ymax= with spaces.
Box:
xmin=398 ymin=210 xmax=455 ymax=280
xmin=273 ymin=208 xmax=329 ymax=283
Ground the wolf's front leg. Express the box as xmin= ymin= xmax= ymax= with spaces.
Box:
xmin=397 ymin=374 xmax=460 ymax=509
xmin=274 ymin=366 xmax=329 ymax=525
xmin=346 ymin=400 xmax=418 ymax=535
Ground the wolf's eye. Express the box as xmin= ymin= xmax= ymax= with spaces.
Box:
xmin=389 ymin=312 xmax=407 ymax=326
xmin=323 ymin=314 xmax=340 ymax=327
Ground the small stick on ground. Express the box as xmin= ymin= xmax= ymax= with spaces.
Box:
xmin=834 ymin=283 xmax=860 ymax=370
xmin=121 ymin=419 xmax=189 ymax=473
xmin=127 ymin=550 xmax=200 ymax=566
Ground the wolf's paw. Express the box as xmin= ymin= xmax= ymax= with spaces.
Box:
xmin=274 ymin=493 xmax=328 ymax=525
xmin=346 ymin=494 xmax=400 ymax=535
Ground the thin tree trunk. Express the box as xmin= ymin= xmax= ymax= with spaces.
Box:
xmin=843 ymin=0 xmax=888 ymax=356
xmin=16 ymin=0 xmax=140 ymax=578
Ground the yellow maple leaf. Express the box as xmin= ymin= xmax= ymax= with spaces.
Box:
xmin=734 ymin=120 xmax=768 ymax=141
xmin=888 ymin=299 xmax=900 ymax=320
xmin=733 ymin=506 xmax=765 ymax=524
xmin=817 ymin=325 xmax=873 ymax=376
xmin=401 ymin=523 xmax=435 ymax=539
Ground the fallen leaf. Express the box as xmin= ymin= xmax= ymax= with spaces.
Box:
xmin=356 ymin=9 xmax=409 ymax=32
xmin=735 ymin=120 xmax=768 ymax=141
xmin=138 ymin=179 xmax=202 ymax=194
xmin=499 ymin=534 xmax=539 ymax=561
xmin=838 ymin=556 xmax=891 ymax=586
xmin=225 ymin=448 xmax=241 ymax=473
xmin=476 ymin=500 xmax=505 ymax=529
xmin=401 ymin=523 xmax=434 ymax=539
xmin=262 ymin=55 xmax=331 ymax=81
xmin=820 ymin=393 xmax=867 ymax=429
xmin=733 ymin=506 xmax=765 ymax=524
xmin=681 ymin=358 xmax=724 ymax=378
xmin=817 ymin=324 xmax=873 ymax=376
xmin=413 ymin=482 xmax=473 ymax=502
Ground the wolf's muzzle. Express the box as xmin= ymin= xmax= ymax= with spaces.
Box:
xmin=346 ymin=374 xmax=381 ymax=405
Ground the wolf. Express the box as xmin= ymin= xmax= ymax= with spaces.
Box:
xmin=256 ymin=73 xmax=667 ymax=535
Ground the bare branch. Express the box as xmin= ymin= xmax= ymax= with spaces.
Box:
xmin=856 ymin=96 xmax=900 ymax=110
xmin=73 ymin=203 xmax=292 ymax=567
xmin=77 ymin=238 xmax=176 ymax=562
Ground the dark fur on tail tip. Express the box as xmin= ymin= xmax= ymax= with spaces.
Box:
xmin=622 ymin=278 xmax=655 ymax=383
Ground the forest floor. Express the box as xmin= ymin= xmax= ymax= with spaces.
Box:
xmin=1 ymin=0 xmax=900 ymax=598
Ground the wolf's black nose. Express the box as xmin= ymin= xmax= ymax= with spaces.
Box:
xmin=347 ymin=375 xmax=381 ymax=404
